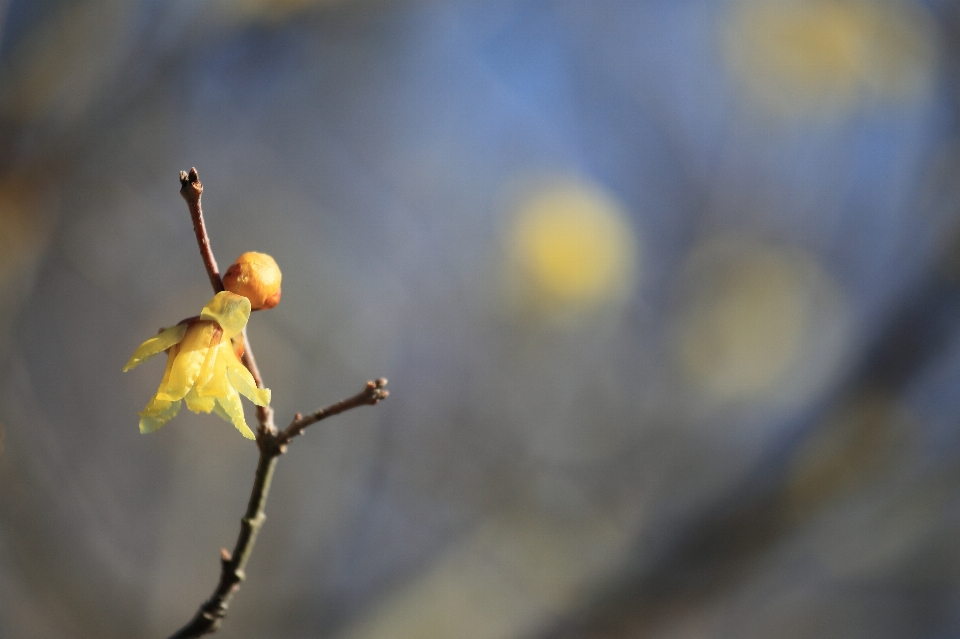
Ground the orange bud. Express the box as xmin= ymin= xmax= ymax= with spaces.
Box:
xmin=222 ymin=252 xmax=282 ymax=310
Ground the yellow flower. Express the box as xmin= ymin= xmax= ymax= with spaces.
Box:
xmin=123 ymin=291 xmax=271 ymax=439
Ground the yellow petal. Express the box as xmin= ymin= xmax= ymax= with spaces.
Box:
xmin=194 ymin=327 xmax=223 ymax=392
xmin=139 ymin=399 xmax=181 ymax=434
xmin=123 ymin=323 xmax=188 ymax=372
xmin=200 ymin=291 xmax=251 ymax=339
xmin=211 ymin=401 xmax=233 ymax=426
xmin=214 ymin=386 xmax=256 ymax=439
xmin=197 ymin=342 xmax=232 ymax=398
xmin=184 ymin=386 xmax=216 ymax=413
xmin=157 ymin=345 xmax=178 ymax=392
xmin=142 ymin=394 xmax=172 ymax=415
xmin=140 ymin=345 xmax=179 ymax=413
xmin=222 ymin=345 xmax=271 ymax=406
xmin=157 ymin=322 xmax=217 ymax=401
xmin=227 ymin=366 xmax=271 ymax=407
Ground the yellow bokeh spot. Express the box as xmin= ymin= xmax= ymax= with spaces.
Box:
xmin=676 ymin=239 xmax=841 ymax=402
xmin=506 ymin=181 xmax=639 ymax=318
xmin=723 ymin=0 xmax=936 ymax=116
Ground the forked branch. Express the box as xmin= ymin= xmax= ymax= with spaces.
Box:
xmin=166 ymin=168 xmax=388 ymax=639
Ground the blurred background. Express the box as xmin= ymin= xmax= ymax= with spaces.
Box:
xmin=2 ymin=0 xmax=960 ymax=637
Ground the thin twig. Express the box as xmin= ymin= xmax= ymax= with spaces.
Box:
xmin=278 ymin=378 xmax=389 ymax=447
xmin=179 ymin=167 xmax=274 ymax=435
xmin=179 ymin=168 xmax=224 ymax=295
xmin=237 ymin=327 xmax=273 ymax=435
xmin=167 ymin=168 xmax=388 ymax=639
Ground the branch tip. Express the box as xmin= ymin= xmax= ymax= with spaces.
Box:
xmin=277 ymin=378 xmax=390 ymax=445
xmin=179 ymin=167 xmax=203 ymax=199
xmin=365 ymin=378 xmax=389 ymax=404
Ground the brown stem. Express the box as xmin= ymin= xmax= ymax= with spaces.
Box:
xmin=167 ymin=450 xmax=279 ymax=639
xmin=179 ymin=168 xmax=224 ymax=295
xmin=166 ymin=380 xmax=388 ymax=639
xmin=168 ymin=168 xmax=389 ymax=638
xmin=277 ymin=378 xmax=389 ymax=447
xmin=180 ymin=168 xmax=273 ymax=436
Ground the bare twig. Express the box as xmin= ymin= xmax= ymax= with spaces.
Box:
xmin=167 ymin=168 xmax=389 ymax=639
xmin=237 ymin=327 xmax=273 ymax=435
xmin=179 ymin=168 xmax=224 ymax=295
xmin=278 ymin=378 xmax=389 ymax=446
xmin=180 ymin=168 xmax=275 ymax=436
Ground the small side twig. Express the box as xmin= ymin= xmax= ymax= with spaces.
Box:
xmin=167 ymin=379 xmax=388 ymax=639
xmin=166 ymin=168 xmax=389 ymax=639
xmin=278 ymin=378 xmax=389 ymax=446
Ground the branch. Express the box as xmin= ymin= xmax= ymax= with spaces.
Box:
xmin=179 ymin=168 xmax=274 ymax=436
xmin=167 ymin=168 xmax=389 ymax=639
xmin=238 ymin=328 xmax=273 ymax=435
xmin=179 ymin=168 xmax=224 ymax=295
xmin=167 ymin=452 xmax=278 ymax=639
xmin=165 ymin=379 xmax=389 ymax=639
xmin=278 ymin=378 xmax=389 ymax=446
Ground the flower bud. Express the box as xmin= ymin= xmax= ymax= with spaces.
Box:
xmin=222 ymin=252 xmax=282 ymax=310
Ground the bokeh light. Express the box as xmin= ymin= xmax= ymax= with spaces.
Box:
xmin=333 ymin=515 xmax=628 ymax=639
xmin=674 ymin=239 xmax=845 ymax=404
xmin=723 ymin=0 xmax=937 ymax=116
xmin=503 ymin=180 xmax=639 ymax=322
